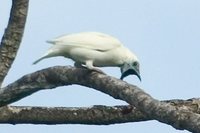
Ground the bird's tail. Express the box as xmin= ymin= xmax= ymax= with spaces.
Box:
xmin=32 ymin=49 xmax=55 ymax=65
xmin=32 ymin=56 xmax=46 ymax=65
xmin=32 ymin=53 xmax=49 ymax=65
xmin=33 ymin=45 xmax=63 ymax=65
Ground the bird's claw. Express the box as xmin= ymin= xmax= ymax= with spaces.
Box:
xmin=74 ymin=63 xmax=106 ymax=75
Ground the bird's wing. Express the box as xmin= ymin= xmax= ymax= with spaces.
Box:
xmin=47 ymin=32 xmax=123 ymax=51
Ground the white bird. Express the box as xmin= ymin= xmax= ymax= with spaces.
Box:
xmin=33 ymin=32 xmax=141 ymax=80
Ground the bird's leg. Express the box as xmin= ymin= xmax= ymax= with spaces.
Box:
xmin=74 ymin=61 xmax=105 ymax=74
xmin=74 ymin=62 xmax=84 ymax=68
xmin=85 ymin=60 xmax=105 ymax=74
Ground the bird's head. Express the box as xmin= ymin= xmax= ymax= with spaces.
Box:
xmin=120 ymin=60 xmax=141 ymax=81
xmin=120 ymin=51 xmax=141 ymax=81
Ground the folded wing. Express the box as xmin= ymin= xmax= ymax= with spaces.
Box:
xmin=47 ymin=32 xmax=123 ymax=51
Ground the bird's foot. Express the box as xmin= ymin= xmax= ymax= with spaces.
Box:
xmin=85 ymin=60 xmax=106 ymax=75
xmin=74 ymin=62 xmax=105 ymax=75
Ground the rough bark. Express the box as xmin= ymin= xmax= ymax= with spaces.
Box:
xmin=0 ymin=105 xmax=147 ymax=125
xmin=0 ymin=99 xmax=199 ymax=125
xmin=1 ymin=0 xmax=200 ymax=133
xmin=0 ymin=66 xmax=200 ymax=132
xmin=0 ymin=0 xmax=29 ymax=87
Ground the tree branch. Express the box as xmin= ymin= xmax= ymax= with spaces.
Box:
xmin=0 ymin=105 xmax=147 ymax=125
xmin=1 ymin=0 xmax=198 ymax=132
xmin=0 ymin=99 xmax=199 ymax=125
xmin=0 ymin=66 xmax=200 ymax=132
xmin=0 ymin=0 xmax=29 ymax=87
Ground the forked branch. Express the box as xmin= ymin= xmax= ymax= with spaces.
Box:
xmin=0 ymin=66 xmax=200 ymax=132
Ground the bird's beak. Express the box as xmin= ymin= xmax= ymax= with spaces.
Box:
xmin=120 ymin=65 xmax=141 ymax=81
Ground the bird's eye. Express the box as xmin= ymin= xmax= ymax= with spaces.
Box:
xmin=133 ymin=62 xmax=138 ymax=66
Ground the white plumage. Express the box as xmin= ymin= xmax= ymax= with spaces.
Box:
xmin=33 ymin=32 xmax=141 ymax=80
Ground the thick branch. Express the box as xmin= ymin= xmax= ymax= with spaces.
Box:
xmin=1 ymin=66 xmax=200 ymax=132
xmin=0 ymin=0 xmax=29 ymax=87
xmin=0 ymin=99 xmax=199 ymax=125
xmin=0 ymin=105 xmax=147 ymax=125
